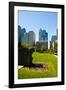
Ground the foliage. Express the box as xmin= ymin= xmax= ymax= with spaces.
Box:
xmin=21 ymin=44 xmax=29 ymax=48
xmin=50 ymin=42 xmax=58 ymax=54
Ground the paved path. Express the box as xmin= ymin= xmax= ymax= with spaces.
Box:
xmin=18 ymin=66 xmax=24 ymax=69
xmin=53 ymin=54 xmax=58 ymax=57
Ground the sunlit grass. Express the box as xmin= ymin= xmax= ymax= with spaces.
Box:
xmin=18 ymin=52 xmax=58 ymax=79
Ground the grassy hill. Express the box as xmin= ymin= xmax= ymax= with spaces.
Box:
xmin=18 ymin=52 xmax=58 ymax=79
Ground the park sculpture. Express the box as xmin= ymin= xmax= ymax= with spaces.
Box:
xmin=18 ymin=46 xmax=35 ymax=67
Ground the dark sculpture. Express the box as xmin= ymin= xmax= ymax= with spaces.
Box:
xmin=18 ymin=46 xmax=35 ymax=67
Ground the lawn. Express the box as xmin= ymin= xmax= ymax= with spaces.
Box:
xmin=18 ymin=52 xmax=58 ymax=79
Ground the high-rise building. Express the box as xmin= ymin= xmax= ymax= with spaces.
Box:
xmin=18 ymin=25 xmax=35 ymax=47
xmin=25 ymin=32 xmax=29 ymax=44
xmin=51 ymin=35 xmax=57 ymax=43
xmin=20 ymin=30 xmax=35 ymax=47
xmin=39 ymin=28 xmax=48 ymax=49
xmin=50 ymin=35 xmax=57 ymax=50
xmin=28 ymin=31 xmax=35 ymax=46
xmin=18 ymin=25 xmax=26 ymax=44
xmin=20 ymin=28 xmax=26 ymax=45
xmin=18 ymin=25 xmax=22 ymax=43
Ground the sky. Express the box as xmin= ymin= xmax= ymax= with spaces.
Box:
xmin=18 ymin=10 xmax=57 ymax=48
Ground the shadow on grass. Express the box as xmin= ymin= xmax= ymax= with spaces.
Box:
xmin=29 ymin=63 xmax=43 ymax=68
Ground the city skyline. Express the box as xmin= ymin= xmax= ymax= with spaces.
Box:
xmin=18 ymin=10 xmax=57 ymax=48
xmin=18 ymin=25 xmax=35 ymax=47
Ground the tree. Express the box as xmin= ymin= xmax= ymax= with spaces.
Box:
xmin=54 ymin=43 xmax=57 ymax=53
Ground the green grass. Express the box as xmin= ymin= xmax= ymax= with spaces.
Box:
xmin=18 ymin=52 xmax=58 ymax=79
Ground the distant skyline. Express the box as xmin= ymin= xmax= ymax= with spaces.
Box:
xmin=18 ymin=10 xmax=57 ymax=48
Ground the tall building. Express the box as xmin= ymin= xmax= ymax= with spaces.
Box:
xmin=18 ymin=25 xmax=22 ymax=43
xmin=51 ymin=35 xmax=57 ymax=43
xmin=50 ymin=35 xmax=57 ymax=50
xmin=25 ymin=32 xmax=29 ymax=44
xmin=20 ymin=28 xmax=26 ymax=45
xmin=18 ymin=25 xmax=26 ymax=44
xmin=28 ymin=31 xmax=35 ymax=46
xmin=20 ymin=29 xmax=35 ymax=47
xmin=39 ymin=28 xmax=48 ymax=49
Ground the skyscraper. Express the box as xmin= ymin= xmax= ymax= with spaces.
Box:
xmin=18 ymin=25 xmax=22 ymax=44
xmin=20 ymin=29 xmax=35 ymax=47
xmin=21 ymin=28 xmax=26 ymax=45
xmin=50 ymin=33 xmax=57 ymax=51
xmin=18 ymin=25 xmax=26 ymax=44
xmin=39 ymin=28 xmax=48 ymax=49
xmin=51 ymin=35 xmax=57 ymax=43
xmin=28 ymin=31 xmax=35 ymax=47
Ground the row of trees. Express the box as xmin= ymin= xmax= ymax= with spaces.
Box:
xmin=19 ymin=41 xmax=57 ymax=54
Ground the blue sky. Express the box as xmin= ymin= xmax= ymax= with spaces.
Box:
xmin=18 ymin=10 xmax=57 ymax=48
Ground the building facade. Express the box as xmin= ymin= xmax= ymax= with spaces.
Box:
xmin=50 ymin=35 xmax=57 ymax=52
xmin=39 ymin=28 xmax=48 ymax=49
xmin=28 ymin=31 xmax=35 ymax=47
xmin=18 ymin=25 xmax=35 ymax=47
xmin=18 ymin=25 xmax=26 ymax=45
